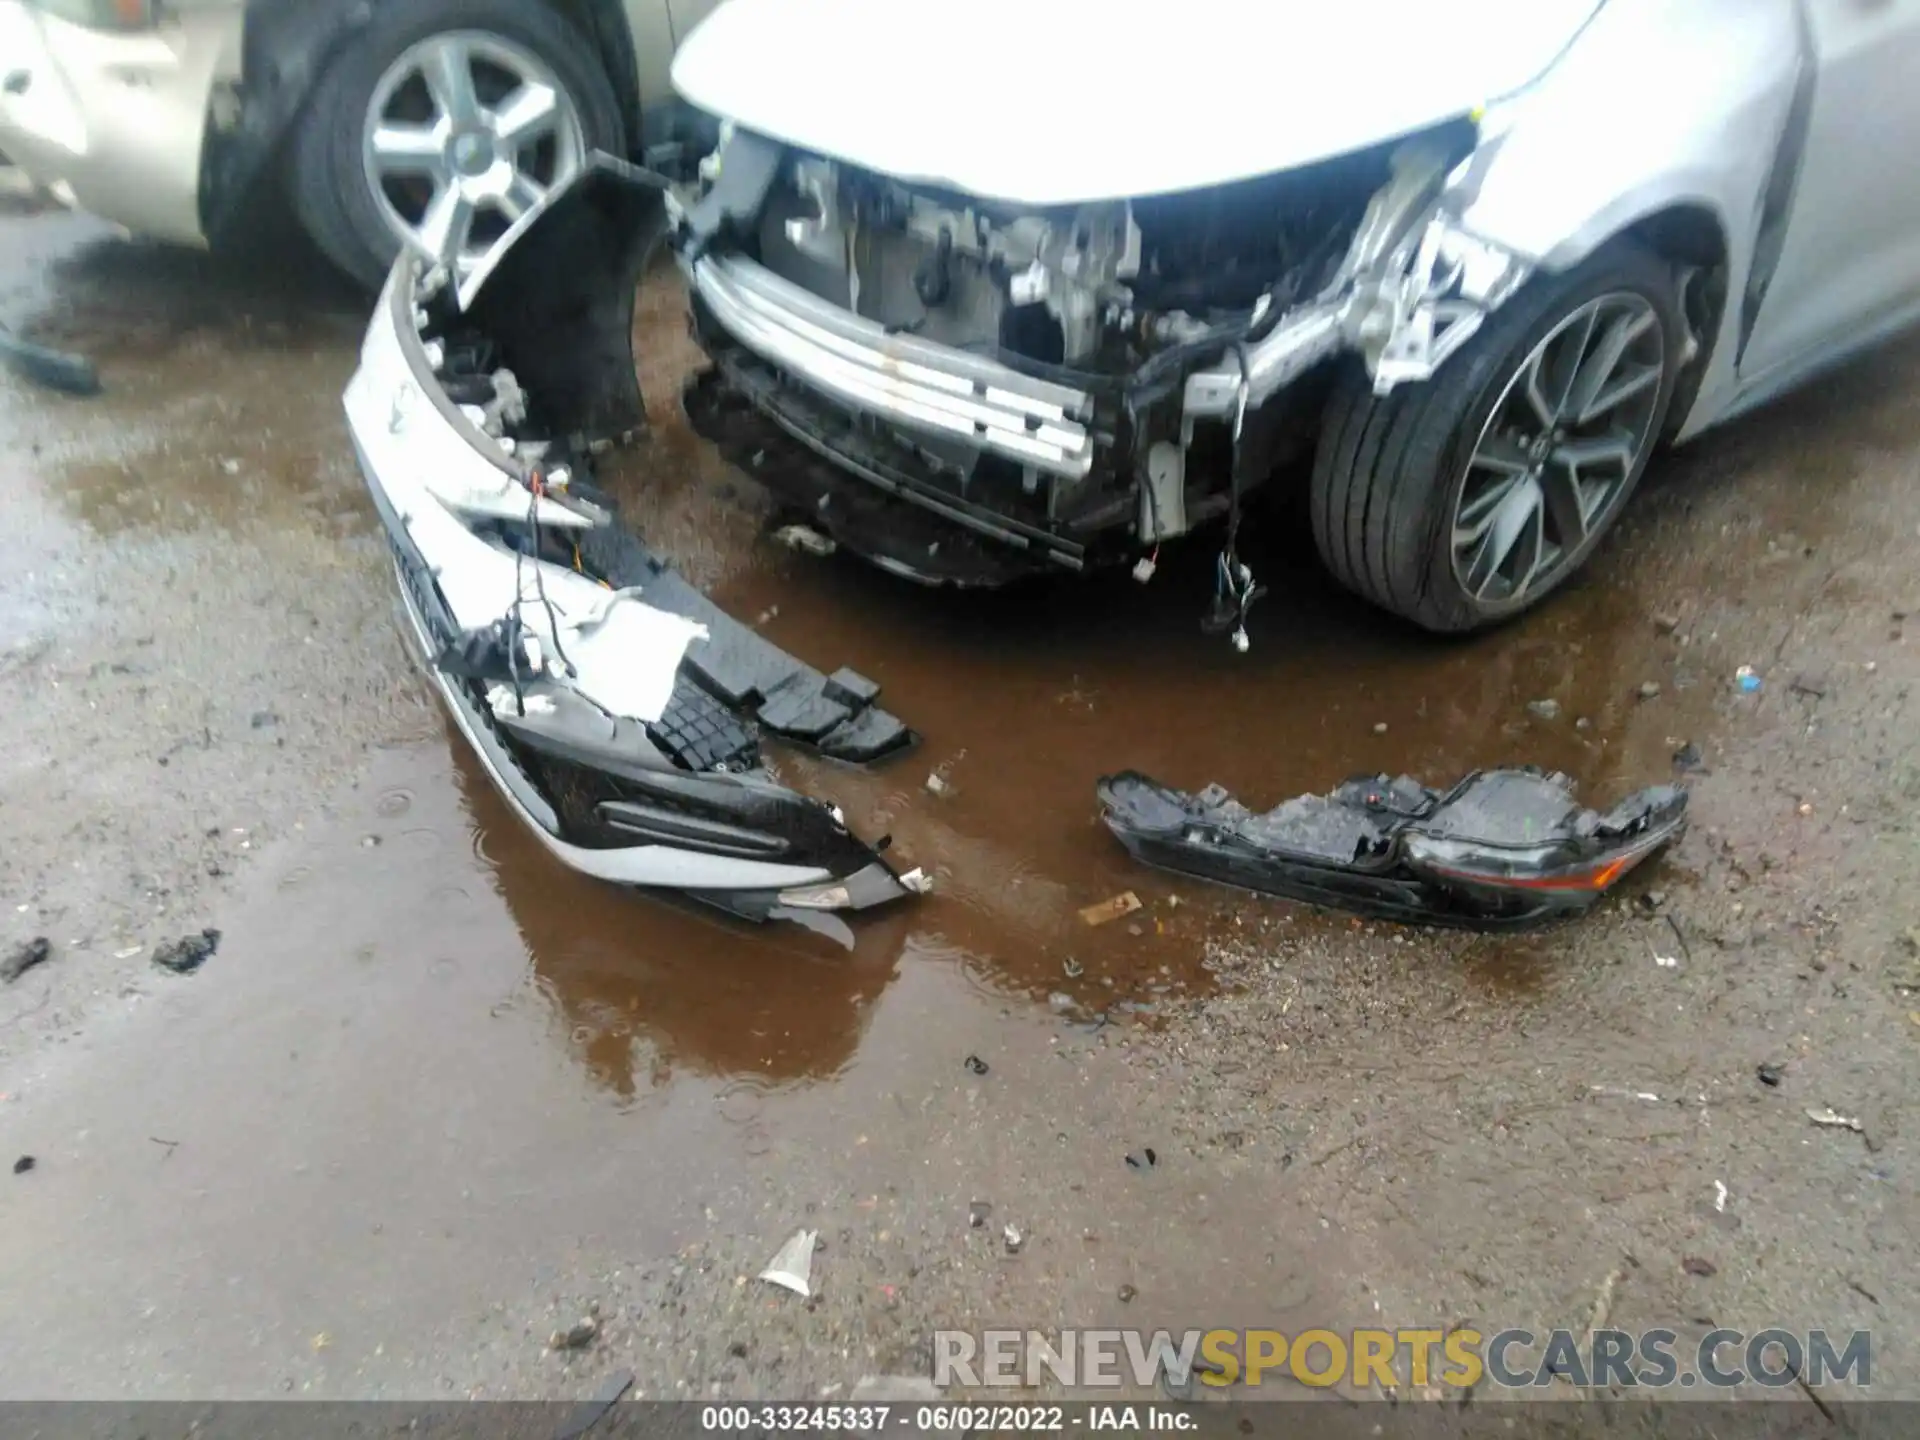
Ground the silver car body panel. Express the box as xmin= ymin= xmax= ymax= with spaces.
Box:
xmin=669 ymin=0 xmax=1607 ymax=207
xmin=0 ymin=0 xmax=243 ymax=244
xmin=1446 ymin=0 xmax=1806 ymax=440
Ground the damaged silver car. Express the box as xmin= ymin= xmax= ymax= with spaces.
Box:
xmin=666 ymin=0 xmax=1920 ymax=635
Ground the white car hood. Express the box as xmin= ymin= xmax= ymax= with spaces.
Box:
xmin=671 ymin=0 xmax=1604 ymax=205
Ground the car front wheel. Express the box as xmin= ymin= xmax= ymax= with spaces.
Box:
xmin=289 ymin=0 xmax=624 ymax=289
xmin=1310 ymin=238 xmax=1685 ymax=633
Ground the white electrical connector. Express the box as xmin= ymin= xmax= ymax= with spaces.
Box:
xmin=1132 ymin=556 xmax=1157 ymax=584
xmin=1232 ymin=626 xmax=1250 ymax=654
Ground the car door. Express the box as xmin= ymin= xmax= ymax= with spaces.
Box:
xmin=1735 ymin=0 xmax=1920 ymax=388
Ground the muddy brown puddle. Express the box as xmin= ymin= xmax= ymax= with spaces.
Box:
xmin=7 ymin=234 xmax=1754 ymax=1103
xmin=447 ymin=271 xmax=1753 ymax=1096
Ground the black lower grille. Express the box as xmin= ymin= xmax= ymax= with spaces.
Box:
xmin=649 ymin=677 xmax=759 ymax=772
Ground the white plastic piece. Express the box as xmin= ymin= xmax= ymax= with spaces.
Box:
xmin=1131 ymin=556 xmax=1157 ymax=584
xmin=759 ymin=1228 xmax=819 ymax=1296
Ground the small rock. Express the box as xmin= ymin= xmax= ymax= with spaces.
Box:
xmin=1637 ymin=681 xmax=1662 ymax=701
xmin=1672 ymin=741 xmax=1707 ymax=775
xmin=1681 ymin=1256 xmax=1718 ymax=1278
xmin=1118 ymin=1284 xmax=1138 ymax=1303
xmin=728 ymin=1341 xmax=748 ymax=1359
xmin=963 ymin=1054 xmax=989 ymax=1076
xmin=12 ymin=1155 xmax=33 ymax=1175
xmin=549 ymin=1318 xmax=598 ymax=1351
xmin=1372 ymin=722 xmax=1388 ymax=735
xmin=360 ymin=835 xmax=381 ymax=848
xmin=151 ymin=928 xmax=220 ymax=975
xmin=924 ymin=772 xmax=951 ymax=798
xmin=1637 ymin=890 xmax=1666 ymax=913
xmin=1797 ymin=801 xmax=1814 ymax=817
xmin=1575 ymin=716 xmax=1592 ymax=731
xmin=1003 ymin=1224 xmax=1024 ymax=1255
xmin=1 ymin=936 xmax=51 ymax=984
xmin=249 ymin=710 xmax=279 ymax=730
xmin=1757 ymin=1062 xmax=1785 ymax=1088
xmin=1653 ymin=612 xmax=1682 ymax=635
xmin=1125 ymin=922 xmax=1144 ymax=937
xmin=1526 ymin=698 xmax=1561 ymax=721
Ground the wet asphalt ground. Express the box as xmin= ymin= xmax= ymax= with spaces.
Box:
xmin=0 ymin=190 xmax=1917 ymax=1408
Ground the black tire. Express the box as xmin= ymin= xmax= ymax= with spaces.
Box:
xmin=1310 ymin=238 xmax=1684 ymax=633
xmin=288 ymin=0 xmax=625 ymax=290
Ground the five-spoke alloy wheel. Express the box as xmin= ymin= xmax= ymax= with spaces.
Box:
xmin=290 ymin=0 xmax=622 ymax=290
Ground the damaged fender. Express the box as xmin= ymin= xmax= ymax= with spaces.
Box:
xmin=1097 ymin=768 xmax=1687 ymax=930
xmin=343 ymin=153 xmax=926 ymax=927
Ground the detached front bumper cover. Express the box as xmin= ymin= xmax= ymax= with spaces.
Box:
xmin=342 ymin=153 xmax=925 ymax=928
xmin=1098 ymin=767 xmax=1687 ymax=930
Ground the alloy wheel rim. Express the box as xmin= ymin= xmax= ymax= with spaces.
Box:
xmin=361 ymin=30 xmax=586 ymax=275
xmin=1450 ymin=292 xmax=1667 ymax=608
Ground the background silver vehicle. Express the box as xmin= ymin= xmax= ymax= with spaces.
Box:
xmin=0 ymin=0 xmax=720 ymax=286
xmin=667 ymin=0 xmax=1920 ymax=632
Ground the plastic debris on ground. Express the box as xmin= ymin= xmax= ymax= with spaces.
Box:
xmin=151 ymin=928 xmax=221 ymax=975
xmin=1097 ymin=767 xmax=1688 ymax=930
xmin=554 ymin=1370 xmax=635 ymax=1440
xmin=1079 ymin=891 xmax=1143 ymax=927
xmin=0 ymin=321 xmax=101 ymax=397
xmin=1806 ymin=1107 xmax=1864 ymax=1134
xmin=760 ymin=1228 xmax=818 ymax=1296
xmin=1002 ymin=1223 xmax=1024 ymax=1254
xmin=773 ymin=524 xmax=837 ymax=558
xmin=1735 ymin=665 xmax=1763 ymax=692
xmin=1 ymin=936 xmax=51 ymax=984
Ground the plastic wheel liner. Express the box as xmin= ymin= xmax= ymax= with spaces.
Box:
xmin=342 ymin=153 xmax=927 ymax=934
xmin=1097 ymin=768 xmax=1688 ymax=930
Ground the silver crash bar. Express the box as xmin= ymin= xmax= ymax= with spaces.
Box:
xmin=688 ymin=252 xmax=1097 ymax=478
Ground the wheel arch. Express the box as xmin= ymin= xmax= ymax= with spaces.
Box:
xmin=1620 ymin=201 xmax=1733 ymax=438
xmin=200 ymin=0 xmax=638 ymax=244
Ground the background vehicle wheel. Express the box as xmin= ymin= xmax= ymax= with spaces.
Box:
xmin=1310 ymin=238 xmax=1684 ymax=633
xmin=289 ymin=0 xmax=624 ymax=289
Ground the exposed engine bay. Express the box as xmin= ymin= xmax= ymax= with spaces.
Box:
xmin=672 ymin=117 xmax=1528 ymax=641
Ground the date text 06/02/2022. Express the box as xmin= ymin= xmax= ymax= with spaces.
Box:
xmin=699 ymin=1405 xmax=1194 ymax=1431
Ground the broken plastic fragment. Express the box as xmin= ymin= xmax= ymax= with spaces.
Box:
xmin=1098 ymin=768 xmax=1686 ymax=931
xmin=774 ymin=524 xmax=837 ymax=558
xmin=1806 ymin=1107 xmax=1864 ymax=1134
xmin=759 ymin=1228 xmax=818 ymax=1296
xmin=1079 ymin=891 xmax=1143 ymax=927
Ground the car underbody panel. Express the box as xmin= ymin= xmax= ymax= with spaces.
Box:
xmin=341 ymin=155 xmax=925 ymax=931
xmin=1097 ymin=768 xmax=1688 ymax=930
